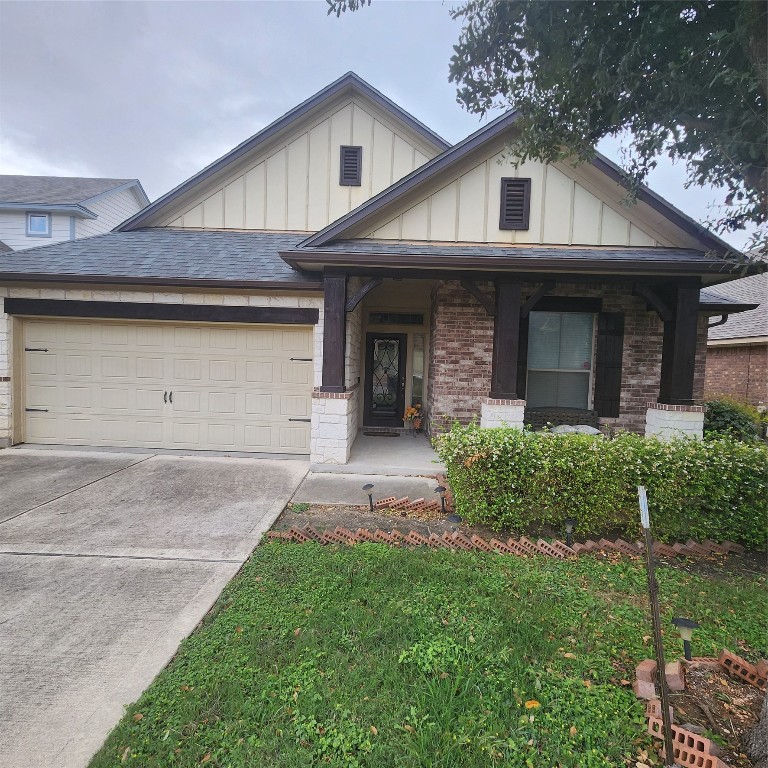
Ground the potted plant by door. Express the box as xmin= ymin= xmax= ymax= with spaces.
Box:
xmin=404 ymin=403 xmax=423 ymax=436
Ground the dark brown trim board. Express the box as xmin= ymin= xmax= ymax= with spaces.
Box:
xmin=320 ymin=275 xmax=347 ymax=391
xmin=490 ymin=279 xmax=522 ymax=399
xmin=3 ymin=298 xmax=319 ymax=325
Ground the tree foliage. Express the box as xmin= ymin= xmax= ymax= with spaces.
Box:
xmin=328 ymin=0 xmax=767 ymax=248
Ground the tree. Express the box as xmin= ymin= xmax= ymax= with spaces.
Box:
xmin=328 ymin=0 xmax=767 ymax=250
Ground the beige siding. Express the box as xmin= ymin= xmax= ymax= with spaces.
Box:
xmin=164 ymin=97 xmax=441 ymax=232
xmin=76 ymin=187 xmax=145 ymax=238
xmin=365 ymin=149 xmax=662 ymax=247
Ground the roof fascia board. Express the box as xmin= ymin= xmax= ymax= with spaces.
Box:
xmin=117 ymin=73 xmax=449 ymax=232
xmin=278 ymin=247 xmax=752 ymax=277
xmin=300 ymin=111 xmax=520 ymax=248
xmin=0 ymin=202 xmax=97 ymax=219
xmin=82 ymin=179 xmax=150 ymax=208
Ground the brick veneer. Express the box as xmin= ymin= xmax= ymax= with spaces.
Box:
xmin=426 ymin=280 xmax=709 ymax=435
xmin=704 ymin=342 xmax=767 ymax=406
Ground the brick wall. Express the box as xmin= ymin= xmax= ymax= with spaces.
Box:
xmin=704 ymin=343 xmax=768 ymax=406
xmin=426 ymin=280 xmax=710 ymax=435
xmin=427 ymin=280 xmax=494 ymax=433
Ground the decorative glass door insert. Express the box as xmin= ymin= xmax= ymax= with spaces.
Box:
xmin=364 ymin=333 xmax=407 ymax=427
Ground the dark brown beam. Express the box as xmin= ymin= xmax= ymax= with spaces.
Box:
xmin=633 ymin=283 xmax=673 ymax=322
xmin=520 ymin=280 xmax=556 ymax=317
xmin=3 ymin=298 xmax=319 ymax=325
xmin=320 ymin=274 xmax=347 ymax=392
xmin=490 ymin=279 xmax=522 ymax=399
xmin=459 ymin=279 xmax=496 ymax=316
xmin=658 ymin=279 xmax=701 ymax=405
xmin=345 ymin=277 xmax=382 ymax=312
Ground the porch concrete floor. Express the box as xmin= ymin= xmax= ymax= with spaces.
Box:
xmin=310 ymin=432 xmax=446 ymax=477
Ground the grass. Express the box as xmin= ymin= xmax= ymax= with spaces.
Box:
xmin=91 ymin=545 xmax=767 ymax=768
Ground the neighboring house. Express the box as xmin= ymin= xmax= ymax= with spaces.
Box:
xmin=0 ymin=72 xmax=762 ymax=461
xmin=0 ymin=176 xmax=149 ymax=251
xmin=703 ymin=269 xmax=767 ymax=407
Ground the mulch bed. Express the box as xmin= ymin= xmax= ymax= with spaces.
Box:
xmin=669 ymin=666 xmax=764 ymax=767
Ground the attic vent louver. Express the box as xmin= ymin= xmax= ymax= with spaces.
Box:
xmin=340 ymin=146 xmax=363 ymax=186
xmin=499 ymin=177 xmax=531 ymax=230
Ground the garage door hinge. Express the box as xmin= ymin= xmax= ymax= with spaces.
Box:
xmin=290 ymin=357 xmax=312 ymax=361
xmin=25 ymin=347 xmax=49 ymax=352
xmin=288 ymin=418 xmax=311 ymax=422
xmin=25 ymin=408 xmax=49 ymax=412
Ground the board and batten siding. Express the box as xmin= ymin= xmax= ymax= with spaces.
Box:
xmin=0 ymin=212 xmax=72 ymax=251
xmin=76 ymin=187 xmax=145 ymax=238
xmin=364 ymin=154 xmax=661 ymax=247
xmin=163 ymin=98 xmax=438 ymax=233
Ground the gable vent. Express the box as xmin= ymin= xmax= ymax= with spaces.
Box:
xmin=339 ymin=145 xmax=363 ymax=186
xmin=499 ymin=177 xmax=531 ymax=230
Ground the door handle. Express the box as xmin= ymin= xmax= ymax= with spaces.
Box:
xmin=169 ymin=391 xmax=173 ymax=404
xmin=164 ymin=391 xmax=168 ymax=404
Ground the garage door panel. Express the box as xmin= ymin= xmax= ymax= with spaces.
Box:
xmin=23 ymin=319 xmax=312 ymax=454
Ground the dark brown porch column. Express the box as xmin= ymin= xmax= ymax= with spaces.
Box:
xmin=490 ymin=278 xmax=522 ymax=399
xmin=320 ymin=274 xmax=347 ymax=392
xmin=658 ymin=278 xmax=701 ymax=405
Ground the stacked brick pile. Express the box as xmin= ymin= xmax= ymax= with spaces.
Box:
xmin=632 ymin=650 xmax=767 ymax=767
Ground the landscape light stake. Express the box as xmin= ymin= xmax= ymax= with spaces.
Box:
xmin=638 ymin=486 xmax=676 ymax=767
xmin=672 ymin=617 xmax=699 ymax=662
xmin=564 ymin=517 xmax=577 ymax=548
xmin=362 ymin=483 xmax=374 ymax=513
xmin=434 ymin=485 xmax=447 ymax=515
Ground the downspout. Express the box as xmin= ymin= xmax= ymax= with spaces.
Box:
xmin=707 ymin=314 xmax=729 ymax=328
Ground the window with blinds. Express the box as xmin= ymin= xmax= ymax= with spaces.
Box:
xmin=526 ymin=311 xmax=595 ymax=409
xmin=339 ymin=145 xmax=362 ymax=186
xmin=499 ymin=177 xmax=531 ymax=230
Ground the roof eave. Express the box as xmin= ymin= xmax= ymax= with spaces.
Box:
xmin=0 ymin=202 xmax=97 ymax=219
xmin=0 ymin=272 xmax=323 ymax=291
xmin=278 ymin=248 xmax=751 ymax=277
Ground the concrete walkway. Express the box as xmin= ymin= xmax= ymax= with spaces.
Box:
xmin=311 ymin=432 xmax=446 ymax=476
xmin=293 ymin=472 xmax=441 ymax=506
xmin=0 ymin=448 xmax=307 ymax=768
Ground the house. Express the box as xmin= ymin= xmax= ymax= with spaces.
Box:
xmin=703 ymin=267 xmax=767 ymax=407
xmin=0 ymin=72 xmax=762 ymax=461
xmin=0 ymin=175 xmax=149 ymax=251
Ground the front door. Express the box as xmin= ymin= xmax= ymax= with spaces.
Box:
xmin=364 ymin=333 xmax=407 ymax=427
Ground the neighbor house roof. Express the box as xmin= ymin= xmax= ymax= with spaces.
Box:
xmin=0 ymin=229 xmax=320 ymax=290
xmin=0 ymin=175 xmax=148 ymax=206
xmin=704 ymin=272 xmax=767 ymax=341
xmin=117 ymin=72 xmax=450 ymax=232
xmin=0 ymin=239 xmax=12 ymax=254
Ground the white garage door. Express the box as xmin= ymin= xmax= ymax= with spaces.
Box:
xmin=22 ymin=318 xmax=313 ymax=454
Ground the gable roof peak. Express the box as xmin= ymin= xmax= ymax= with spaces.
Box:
xmin=118 ymin=72 xmax=449 ymax=232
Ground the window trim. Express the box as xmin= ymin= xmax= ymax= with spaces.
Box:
xmin=26 ymin=212 xmax=52 ymax=238
xmin=526 ymin=310 xmax=597 ymax=410
xmin=339 ymin=145 xmax=363 ymax=186
xmin=499 ymin=177 xmax=531 ymax=230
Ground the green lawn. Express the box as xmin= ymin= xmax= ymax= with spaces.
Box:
xmin=91 ymin=545 xmax=767 ymax=768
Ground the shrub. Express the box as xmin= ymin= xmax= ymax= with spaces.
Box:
xmin=435 ymin=424 xmax=767 ymax=548
xmin=704 ymin=398 xmax=761 ymax=441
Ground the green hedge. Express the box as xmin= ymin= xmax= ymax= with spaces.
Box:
xmin=435 ymin=425 xmax=768 ymax=549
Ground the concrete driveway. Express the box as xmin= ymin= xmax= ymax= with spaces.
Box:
xmin=0 ymin=448 xmax=307 ymax=768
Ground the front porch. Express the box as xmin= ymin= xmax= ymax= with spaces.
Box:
xmin=311 ymin=430 xmax=445 ymax=476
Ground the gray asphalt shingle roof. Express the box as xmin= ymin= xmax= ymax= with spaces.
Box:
xmin=0 ymin=175 xmax=137 ymax=205
xmin=0 ymin=229 xmax=320 ymax=287
xmin=704 ymin=272 xmax=767 ymax=340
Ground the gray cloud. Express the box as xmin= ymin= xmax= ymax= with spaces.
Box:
xmin=0 ymin=0 xmax=753 ymax=249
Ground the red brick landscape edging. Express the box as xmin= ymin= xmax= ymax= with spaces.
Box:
xmin=266 ymin=525 xmax=744 ymax=561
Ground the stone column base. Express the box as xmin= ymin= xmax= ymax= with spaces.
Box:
xmin=480 ymin=398 xmax=526 ymax=429
xmin=310 ymin=388 xmax=358 ymax=464
xmin=645 ymin=402 xmax=705 ymax=440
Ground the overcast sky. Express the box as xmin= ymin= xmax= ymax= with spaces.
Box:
xmin=0 ymin=0 xmax=753 ymax=248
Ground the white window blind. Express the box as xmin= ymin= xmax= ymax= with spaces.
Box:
xmin=527 ymin=312 xmax=594 ymax=409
